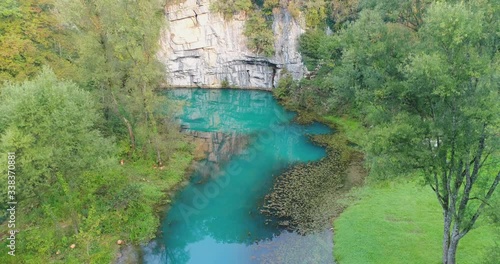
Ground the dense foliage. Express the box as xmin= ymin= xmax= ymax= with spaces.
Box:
xmin=243 ymin=10 xmax=275 ymax=57
xmin=0 ymin=0 xmax=76 ymax=81
xmin=277 ymin=0 xmax=500 ymax=263
xmin=0 ymin=0 xmax=193 ymax=263
xmin=209 ymin=0 xmax=252 ymax=19
xmin=0 ymin=69 xmax=115 ymax=206
xmin=56 ymin=0 xmax=180 ymax=164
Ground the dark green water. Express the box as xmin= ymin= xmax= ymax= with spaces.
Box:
xmin=143 ymin=89 xmax=334 ymax=264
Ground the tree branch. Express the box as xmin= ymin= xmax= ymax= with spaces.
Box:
xmin=468 ymin=197 xmax=491 ymax=207
xmin=471 ymin=123 xmax=487 ymax=183
xmin=459 ymin=170 xmax=500 ymax=239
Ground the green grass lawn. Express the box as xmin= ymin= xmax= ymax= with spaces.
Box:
xmin=334 ymin=181 xmax=497 ymax=264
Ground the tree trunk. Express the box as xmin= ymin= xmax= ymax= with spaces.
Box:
xmin=443 ymin=211 xmax=462 ymax=264
xmin=122 ymin=116 xmax=136 ymax=154
xmin=442 ymin=212 xmax=452 ymax=264
xmin=109 ymin=90 xmax=136 ymax=155
xmin=444 ymin=235 xmax=460 ymax=264
xmin=156 ymin=147 xmax=162 ymax=166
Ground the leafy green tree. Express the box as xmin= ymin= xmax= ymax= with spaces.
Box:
xmin=0 ymin=68 xmax=115 ymax=227
xmin=0 ymin=1 xmax=192 ymax=263
xmin=328 ymin=0 xmax=359 ymax=29
xmin=299 ymin=2 xmax=499 ymax=263
xmin=323 ymin=10 xmax=414 ymax=113
xmin=361 ymin=0 xmax=432 ymax=31
xmin=361 ymin=3 xmax=500 ymax=263
xmin=304 ymin=0 xmax=327 ymax=28
xmin=57 ymin=0 xmax=179 ymax=164
xmin=299 ymin=30 xmax=328 ymax=71
xmin=262 ymin=0 xmax=279 ymax=15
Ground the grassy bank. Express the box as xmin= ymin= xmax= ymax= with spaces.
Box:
xmin=333 ymin=180 xmax=497 ymax=264
xmin=322 ymin=116 xmax=365 ymax=145
xmin=0 ymin=147 xmax=193 ymax=264
xmin=323 ymin=114 xmax=497 ymax=263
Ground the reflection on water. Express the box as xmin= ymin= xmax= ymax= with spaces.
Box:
xmin=143 ymin=89 xmax=333 ymax=264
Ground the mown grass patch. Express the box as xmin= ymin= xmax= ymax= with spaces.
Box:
xmin=333 ymin=181 xmax=496 ymax=264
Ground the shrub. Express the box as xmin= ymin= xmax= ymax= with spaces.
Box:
xmin=220 ymin=78 xmax=230 ymax=88
xmin=273 ymin=68 xmax=293 ymax=100
xmin=210 ymin=0 xmax=252 ymax=19
xmin=244 ymin=10 xmax=275 ymax=57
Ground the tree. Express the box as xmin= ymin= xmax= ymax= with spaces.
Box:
xmin=304 ymin=0 xmax=327 ymax=29
xmin=301 ymin=2 xmax=499 ymax=263
xmin=362 ymin=2 xmax=499 ymax=263
xmin=0 ymin=68 xmax=115 ymax=230
xmin=244 ymin=10 xmax=275 ymax=57
xmin=361 ymin=0 xmax=432 ymax=31
xmin=328 ymin=0 xmax=359 ymax=29
xmin=56 ymin=0 xmax=178 ymax=164
xmin=327 ymin=9 xmax=414 ymax=113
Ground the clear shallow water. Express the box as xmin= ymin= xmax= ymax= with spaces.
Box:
xmin=144 ymin=89 xmax=334 ymax=264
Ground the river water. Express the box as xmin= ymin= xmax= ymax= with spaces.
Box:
xmin=143 ymin=89 xmax=334 ymax=264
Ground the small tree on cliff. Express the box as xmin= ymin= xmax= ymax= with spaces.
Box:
xmin=362 ymin=3 xmax=500 ymax=264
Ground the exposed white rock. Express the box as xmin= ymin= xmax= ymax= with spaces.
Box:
xmin=158 ymin=0 xmax=306 ymax=90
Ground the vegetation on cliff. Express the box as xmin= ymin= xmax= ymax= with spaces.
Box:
xmin=210 ymin=0 xmax=351 ymax=57
xmin=243 ymin=10 xmax=275 ymax=57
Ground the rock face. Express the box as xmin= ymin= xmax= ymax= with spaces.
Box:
xmin=158 ymin=0 xmax=306 ymax=90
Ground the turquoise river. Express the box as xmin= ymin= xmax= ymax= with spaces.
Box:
xmin=143 ymin=89 xmax=334 ymax=264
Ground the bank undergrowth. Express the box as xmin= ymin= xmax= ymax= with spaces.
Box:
xmin=276 ymin=0 xmax=500 ymax=262
xmin=0 ymin=71 xmax=194 ymax=264
xmin=0 ymin=0 xmax=195 ymax=262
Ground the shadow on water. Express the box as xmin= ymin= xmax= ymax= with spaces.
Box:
xmin=142 ymin=89 xmax=334 ymax=264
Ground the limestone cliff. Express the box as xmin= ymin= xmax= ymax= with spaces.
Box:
xmin=158 ymin=0 xmax=306 ymax=90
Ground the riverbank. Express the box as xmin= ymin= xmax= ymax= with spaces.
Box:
xmin=261 ymin=106 xmax=368 ymax=238
xmin=116 ymin=89 xmax=352 ymax=263
xmin=142 ymin=88 xmax=339 ymax=263
xmin=114 ymin=147 xmax=195 ymax=264
xmin=0 ymin=141 xmax=194 ymax=264
xmin=324 ymin=114 xmax=498 ymax=263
